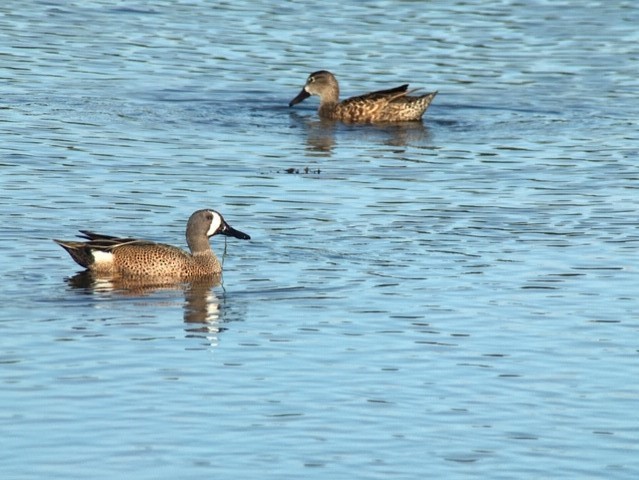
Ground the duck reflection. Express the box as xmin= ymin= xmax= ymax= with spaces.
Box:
xmin=65 ymin=272 xmax=226 ymax=343
xmin=298 ymin=117 xmax=338 ymax=154
xmin=289 ymin=112 xmax=432 ymax=154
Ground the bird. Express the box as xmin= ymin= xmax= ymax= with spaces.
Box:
xmin=289 ymin=70 xmax=437 ymax=123
xmin=54 ymin=209 xmax=249 ymax=278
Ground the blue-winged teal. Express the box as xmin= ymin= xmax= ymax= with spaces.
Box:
xmin=54 ymin=209 xmax=250 ymax=278
xmin=289 ymin=70 xmax=437 ymax=123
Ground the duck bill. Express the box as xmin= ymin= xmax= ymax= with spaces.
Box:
xmin=221 ymin=222 xmax=251 ymax=240
xmin=289 ymin=88 xmax=311 ymax=107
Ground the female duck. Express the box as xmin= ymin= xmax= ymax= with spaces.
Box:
xmin=289 ymin=70 xmax=437 ymax=123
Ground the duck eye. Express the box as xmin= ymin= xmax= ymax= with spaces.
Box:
xmin=308 ymin=76 xmax=314 ymax=83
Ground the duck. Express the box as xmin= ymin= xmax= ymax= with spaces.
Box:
xmin=54 ymin=209 xmax=250 ymax=278
xmin=289 ymin=70 xmax=437 ymax=123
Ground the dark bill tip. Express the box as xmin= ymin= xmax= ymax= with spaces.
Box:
xmin=222 ymin=223 xmax=250 ymax=240
xmin=289 ymin=88 xmax=311 ymax=107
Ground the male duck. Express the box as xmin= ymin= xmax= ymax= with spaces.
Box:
xmin=54 ymin=209 xmax=250 ymax=278
xmin=289 ymin=70 xmax=437 ymax=123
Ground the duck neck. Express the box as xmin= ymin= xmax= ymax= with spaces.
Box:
xmin=319 ymin=103 xmax=338 ymax=119
xmin=322 ymin=84 xmax=339 ymax=104
xmin=318 ymin=85 xmax=340 ymax=119
xmin=187 ymin=235 xmax=212 ymax=256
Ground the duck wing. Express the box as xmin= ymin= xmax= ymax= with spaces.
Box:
xmin=343 ymin=84 xmax=410 ymax=104
xmin=77 ymin=230 xmax=153 ymax=249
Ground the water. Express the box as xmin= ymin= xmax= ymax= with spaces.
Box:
xmin=1 ymin=0 xmax=638 ymax=478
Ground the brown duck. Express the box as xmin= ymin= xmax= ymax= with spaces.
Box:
xmin=54 ymin=209 xmax=250 ymax=278
xmin=289 ymin=70 xmax=437 ymax=123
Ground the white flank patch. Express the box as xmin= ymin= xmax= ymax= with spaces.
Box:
xmin=92 ymin=250 xmax=114 ymax=266
xmin=206 ymin=211 xmax=223 ymax=237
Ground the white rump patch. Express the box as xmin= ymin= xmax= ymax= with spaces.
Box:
xmin=206 ymin=211 xmax=223 ymax=237
xmin=92 ymin=250 xmax=114 ymax=266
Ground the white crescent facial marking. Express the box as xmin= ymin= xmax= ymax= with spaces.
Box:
xmin=206 ymin=211 xmax=223 ymax=237
xmin=92 ymin=250 xmax=114 ymax=265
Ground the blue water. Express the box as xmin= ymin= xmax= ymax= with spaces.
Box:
xmin=1 ymin=0 xmax=638 ymax=478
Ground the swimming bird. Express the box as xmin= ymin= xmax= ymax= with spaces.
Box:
xmin=289 ymin=70 xmax=437 ymax=123
xmin=54 ymin=209 xmax=250 ymax=278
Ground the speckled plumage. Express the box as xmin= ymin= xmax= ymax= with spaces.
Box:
xmin=54 ymin=209 xmax=250 ymax=279
xmin=289 ymin=70 xmax=437 ymax=123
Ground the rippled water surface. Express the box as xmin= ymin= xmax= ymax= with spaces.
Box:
xmin=1 ymin=1 xmax=638 ymax=478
